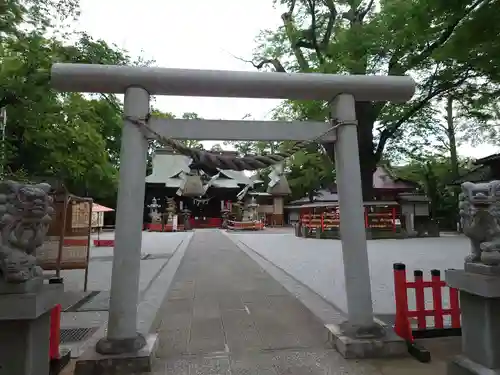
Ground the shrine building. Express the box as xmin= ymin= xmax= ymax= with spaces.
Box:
xmin=144 ymin=148 xmax=289 ymax=229
xmin=286 ymin=165 xmax=433 ymax=236
xmin=452 ymin=153 xmax=500 ymax=184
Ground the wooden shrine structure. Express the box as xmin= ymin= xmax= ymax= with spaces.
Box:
xmin=144 ymin=148 xmax=290 ymax=230
xmin=288 ymin=166 xmax=431 ymax=238
xmin=36 ymin=182 xmax=93 ymax=291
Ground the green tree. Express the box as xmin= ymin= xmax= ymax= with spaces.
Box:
xmin=0 ymin=2 xmax=148 ymax=202
xmin=286 ymin=147 xmax=336 ymax=201
xmin=249 ymin=0 xmax=498 ymax=199
xmin=394 ymin=156 xmax=473 ymax=229
xmin=210 ymin=143 xmax=223 ymax=152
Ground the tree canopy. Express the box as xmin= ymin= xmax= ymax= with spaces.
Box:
xmin=0 ymin=0 xmax=193 ymax=206
xmin=2 ymin=0 xmax=499 ymax=217
xmin=246 ymin=0 xmax=499 ymax=199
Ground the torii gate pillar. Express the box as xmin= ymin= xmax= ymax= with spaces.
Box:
xmin=95 ymin=87 xmax=150 ymax=355
xmin=332 ymin=94 xmax=376 ymax=331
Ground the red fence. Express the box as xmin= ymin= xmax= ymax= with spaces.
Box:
xmin=227 ymin=220 xmax=265 ymax=231
xmin=301 ymin=207 xmax=398 ymax=232
xmin=393 ymin=263 xmax=461 ymax=339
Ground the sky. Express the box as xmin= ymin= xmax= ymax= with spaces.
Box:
xmin=75 ymin=0 xmax=497 ymax=159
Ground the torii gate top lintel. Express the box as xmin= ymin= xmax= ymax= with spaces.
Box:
xmin=51 ymin=63 xmax=415 ymax=102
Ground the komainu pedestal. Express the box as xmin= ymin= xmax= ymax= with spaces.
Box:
xmin=447 ymin=266 xmax=500 ymax=374
xmin=0 ymin=281 xmax=63 ymax=375
xmin=0 ymin=180 xmax=62 ymax=375
xmin=447 ymin=181 xmax=500 ymax=375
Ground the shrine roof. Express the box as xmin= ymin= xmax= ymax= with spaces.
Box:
xmin=449 ymin=152 xmax=500 ymax=185
xmin=289 ymin=189 xmax=339 ymax=205
xmin=451 ymin=165 xmax=491 ymax=185
xmin=145 ymin=151 xmax=256 ymax=187
xmin=397 ymin=193 xmax=429 ymax=202
xmin=289 ymin=166 xmax=417 ymax=205
xmin=372 ymin=166 xmax=418 ymax=190
xmin=93 ymin=203 xmax=114 ymax=212
xmin=474 ymin=153 xmax=500 ymax=165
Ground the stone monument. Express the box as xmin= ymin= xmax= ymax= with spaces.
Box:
xmin=147 ymin=197 xmax=162 ymax=224
xmin=0 ymin=180 xmax=62 ymax=375
xmin=232 ymin=201 xmax=244 ymax=221
xmin=181 ymin=208 xmax=191 ymax=230
xmin=242 ymin=196 xmax=259 ymax=222
xmin=165 ymin=197 xmax=176 ymax=224
xmin=220 ymin=208 xmax=230 ymax=229
xmin=446 ymin=180 xmax=500 ymax=375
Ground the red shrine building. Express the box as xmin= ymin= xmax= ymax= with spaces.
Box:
xmin=286 ymin=166 xmax=431 ymax=236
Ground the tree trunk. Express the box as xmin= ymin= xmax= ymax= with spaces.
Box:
xmin=424 ymin=162 xmax=439 ymax=219
xmin=446 ymin=96 xmax=460 ymax=229
xmin=276 ymin=9 xmax=378 ymax=200
xmin=446 ymin=97 xmax=460 ymax=180
xmin=308 ymin=190 xmax=315 ymax=203
xmin=356 ymin=102 xmax=377 ymax=200
xmin=325 ymin=102 xmax=377 ymax=200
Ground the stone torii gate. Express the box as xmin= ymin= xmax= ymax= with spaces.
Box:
xmin=51 ymin=64 xmax=415 ymax=366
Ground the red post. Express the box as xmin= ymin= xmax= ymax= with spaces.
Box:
xmin=392 ymin=207 xmax=397 ymax=232
xmin=393 ymin=263 xmax=413 ymax=342
xmin=413 ymin=270 xmax=426 ymax=330
xmin=449 ymin=286 xmax=461 ymax=329
xmin=364 ymin=207 xmax=368 ymax=229
xmin=431 ymin=269 xmax=444 ymax=329
xmin=49 ymin=304 xmax=62 ymax=360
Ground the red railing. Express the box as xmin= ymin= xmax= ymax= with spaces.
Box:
xmin=93 ymin=239 xmax=115 ymax=247
xmin=393 ymin=263 xmax=461 ymax=339
xmin=300 ymin=212 xmax=339 ymax=230
xmin=365 ymin=208 xmax=397 ymax=232
xmin=227 ymin=219 xmax=265 ymax=230
xmin=300 ymin=207 xmax=398 ymax=232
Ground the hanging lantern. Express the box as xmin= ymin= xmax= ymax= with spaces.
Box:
xmin=180 ymin=172 xmax=205 ymax=197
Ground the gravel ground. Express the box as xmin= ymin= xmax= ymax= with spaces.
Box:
xmin=227 ymin=232 xmax=470 ymax=316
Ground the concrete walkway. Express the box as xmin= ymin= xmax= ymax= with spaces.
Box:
xmin=147 ymin=230 xmax=384 ymax=374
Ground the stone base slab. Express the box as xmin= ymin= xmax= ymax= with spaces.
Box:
xmin=326 ymin=323 xmax=407 ymax=359
xmin=465 ymin=262 xmax=500 ymax=276
xmin=448 ymin=355 xmax=500 ymax=375
xmin=0 ymin=283 xmax=63 ymax=375
xmin=0 ymin=283 xmax=62 ymax=320
xmin=446 ymin=269 xmax=500 ymax=298
xmin=74 ymin=334 xmax=158 ymax=375
xmin=0 ymin=277 xmax=44 ymax=294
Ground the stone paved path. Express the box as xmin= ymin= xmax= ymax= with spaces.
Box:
xmin=147 ymin=229 xmax=384 ymax=374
